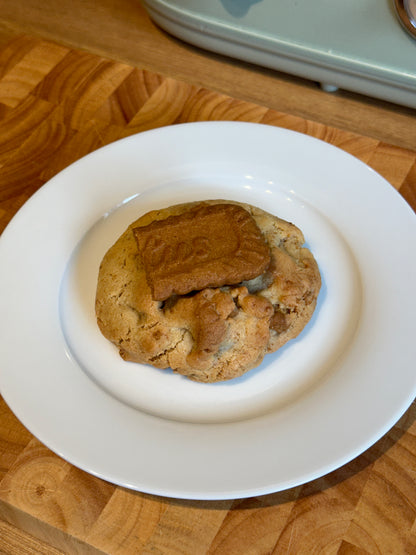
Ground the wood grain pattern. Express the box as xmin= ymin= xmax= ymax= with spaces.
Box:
xmin=0 ymin=0 xmax=415 ymax=151
xmin=0 ymin=34 xmax=415 ymax=554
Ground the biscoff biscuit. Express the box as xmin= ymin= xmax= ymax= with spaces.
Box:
xmin=133 ymin=203 xmax=271 ymax=301
xmin=95 ymin=200 xmax=321 ymax=383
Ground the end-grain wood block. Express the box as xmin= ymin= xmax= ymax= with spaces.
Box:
xmin=0 ymin=33 xmax=415 ymax=554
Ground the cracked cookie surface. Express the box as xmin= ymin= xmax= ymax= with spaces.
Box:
xmin=95 ymin=200 xmax=321 ymax=382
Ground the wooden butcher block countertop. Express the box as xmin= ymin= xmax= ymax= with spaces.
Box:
xmin=0 ymin=3 xmax=416 ymax=553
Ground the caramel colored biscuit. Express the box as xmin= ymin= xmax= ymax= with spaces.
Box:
xmin=133 ymin=203 xmax=271 ymax=301
xmin=96 ymin=200 xmax=321 ymax=382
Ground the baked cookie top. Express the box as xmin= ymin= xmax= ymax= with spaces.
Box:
xmin=95 ymin=200 xmax=321 ymax=382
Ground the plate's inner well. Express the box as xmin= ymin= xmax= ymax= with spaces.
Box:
xmin=60 ymin=177 xmax=361 ymax=423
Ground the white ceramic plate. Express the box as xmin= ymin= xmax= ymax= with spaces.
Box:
xmin=1 ymin=122 xmax=415 ymax=500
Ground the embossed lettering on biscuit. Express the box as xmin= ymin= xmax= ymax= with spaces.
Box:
xmin=133 ymin=204 xmax=271 ymax=301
